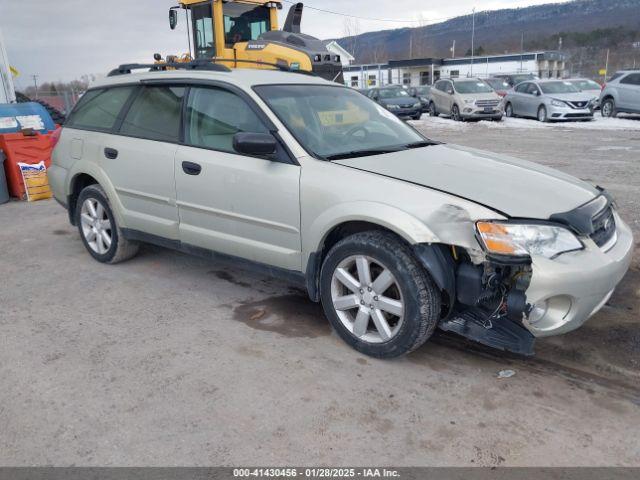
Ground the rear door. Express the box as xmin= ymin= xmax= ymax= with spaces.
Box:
xmin=509 ymin=82 xmax=528 ymax=115
xmin=102 ymin=85 xmax=185 ymax=239
xmin=174 ymin=85 xmax=301 ymax=271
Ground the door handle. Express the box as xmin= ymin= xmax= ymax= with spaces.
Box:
xmin=182 ymin=161 xmax=202 ymax=176
xmin=104 ymin=147 xmax=118 ymax=159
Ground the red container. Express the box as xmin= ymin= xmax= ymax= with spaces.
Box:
xmin=0 ymin=131 xmax=55 ymax=200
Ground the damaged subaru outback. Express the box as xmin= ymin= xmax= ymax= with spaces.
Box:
xmin=49 ymin=64 xmax=634 ymax=358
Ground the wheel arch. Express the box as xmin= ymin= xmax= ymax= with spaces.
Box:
xmin=66 ymin=163 xmax=124 ymax=227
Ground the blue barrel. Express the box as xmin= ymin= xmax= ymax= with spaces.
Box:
xmin=0 ymin=102 xmax=56 ymax=134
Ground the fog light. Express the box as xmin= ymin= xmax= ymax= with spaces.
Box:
xmin=527 ymin=301 xmax=548 ymax=325
xmin=464 ymin=108 xmax=473 ymax=113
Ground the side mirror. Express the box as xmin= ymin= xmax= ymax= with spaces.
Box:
xmin=448 ymin=89 xmax=454 ymax=95
xmin=169 ymin=9 xmax=178 ymax=30
xmin=233 ymin=132 xmax=277 ymax=156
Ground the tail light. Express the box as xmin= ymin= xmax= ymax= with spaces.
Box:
xmin=50 ymin=128 xmax=62 ymax=149
xmin=601 ymin=83 xmax=606 ymax=90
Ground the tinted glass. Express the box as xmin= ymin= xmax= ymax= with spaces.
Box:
xmin=255 ymin=85 xmax=424 ymax=159
xmin=515 ymin=82 xmax=529 ymax=93
xmin=620 ymin=74 xmax=640 ymax=86
xmin=67 ymin=87 xmax=134 ymax=131
xmin=568 ymin=79 xmax=601 ymax=90
xmin=378 ymin=88 xmax=409 ymax=99
xmin=186 ymin=87 xmax=268 ymax=152
xmin=223 ymin=4 xmax=270 ymax=47
xmin=415 ymin=86 xmax=430 ymax=95
xmin=120 ymin=87 xmax=185 ymax=142
xmin=539 ymin=81 xmax=580 ymax=94
xmin=485 ymin=79 xmax=510 ymax=90
xmin=454 ymin=81 xmax=494 ymax=94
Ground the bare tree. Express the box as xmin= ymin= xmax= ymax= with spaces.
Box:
xmin=342 ymin=18 xmax=361 ymax=60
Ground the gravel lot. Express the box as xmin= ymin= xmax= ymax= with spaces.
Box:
xmin=1 ymin=116 xmax=639 ymax=466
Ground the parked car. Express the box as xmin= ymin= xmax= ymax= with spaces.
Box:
xmin=368 ymin=86 xmax=422 ymax=120
xmin=484 ymin=78 xmax=511 ymax=97
xmin=599 ymin=70 xmax=640 ymax=117
xmin=565 ymin=78 xmax=603 ymax=109
xmin=429 ymin=77 xmax=503 ymax=121
xmin=494 ymin=73 xmax=539 ymax=87
xmin=408 ymin=86 xmax=432 ymax=113
xmin=49 ymin=65 xmax=633 ymax=359
xmin=504 ymin=79 xmax=595 ymax=122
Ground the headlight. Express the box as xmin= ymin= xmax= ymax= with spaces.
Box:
xmin=550 ymin=99 xmax=566 ymax=107
xmin=387 ymin=104 xmax=400 ymax=110
xmin=464 ymin=99 xmax=475 ymax=104
xmin=419 ymin=97 xmax=428 ymax=102
xmin=413 ymin=102 xmax=421 ymax=108
xmin=476 ymin=222 xmax=583 ymax=259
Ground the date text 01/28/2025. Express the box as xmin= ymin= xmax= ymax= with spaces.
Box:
xmin=232 ymin=468 xmax=400 ymax=478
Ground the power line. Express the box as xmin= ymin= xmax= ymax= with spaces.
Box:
xmin=280 ymin=0 xmax=461 ymax=25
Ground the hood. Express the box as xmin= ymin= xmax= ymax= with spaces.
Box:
xmin=545 ymin=92 xmax=595 ymax=102
xmin=458 ymin=92 xmax=500 ymax=101
xmin=381 ymin=97 xmax=418 ymax=106
xmin=334 ymin=144 xmax=599 ymax=218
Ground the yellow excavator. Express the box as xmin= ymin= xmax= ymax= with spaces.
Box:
xmin=159 ymin=0 xmax=344 ymax=83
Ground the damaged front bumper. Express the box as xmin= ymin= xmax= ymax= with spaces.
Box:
xmin=523 ymin=212 xmax=634 ymax=337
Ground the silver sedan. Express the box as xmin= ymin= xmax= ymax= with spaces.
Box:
xmin=504 ymin=79 xmax=596 ymax=122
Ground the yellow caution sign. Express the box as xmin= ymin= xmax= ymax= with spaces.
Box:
xmin=598 ymin=69 xmax=607 ymax=76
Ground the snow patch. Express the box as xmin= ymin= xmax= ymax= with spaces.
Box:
xmin=410 ymin=115 xmax=640 ymax=131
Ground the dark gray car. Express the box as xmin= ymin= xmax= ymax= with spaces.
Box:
xmin=369 ymin=87 xmax=422 ymax=120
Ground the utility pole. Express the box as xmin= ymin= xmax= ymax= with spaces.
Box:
xmin=470 ymin=8 xmax=476 ymax=76
xmin=32 ymin=74 xmax=39 ymax=99
xmin=604 ymin=48 xmax=610 ymax=82
xmin=520 ymin=32 xmax=524 ymax=72
xmin=451 ymin=40 xmax=456 ymax=58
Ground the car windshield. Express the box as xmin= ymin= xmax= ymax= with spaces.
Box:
xmin=454 ymin=81 xmax=494 ymax=94
xmin=414 ymin=87 xmax=430 ymax=95
xmin=568 ymin=79 xmax=601 ymax=90
xmin=255 ymin=85 xmax=431 ymax=160
xmin=485 ymin=79 xmax=510 ymax=90
xmin=378 ymin=88 xmax=409 ymax=99
xmin=511 ymin=74 xmax=535 ymax=84
xmin=540 ymin=81 xmax=580 ymax=94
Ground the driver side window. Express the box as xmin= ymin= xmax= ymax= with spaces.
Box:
xmin=515 ymin=82 xmax=529 ymax=93
xmin=526 ymin=84 xmax=540 ymax=95
xmin=185 ymin=87 xmax=268 ymax=153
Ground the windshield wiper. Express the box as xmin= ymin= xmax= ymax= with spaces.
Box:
xmin=405 ymin=140 xmax=439 ymax=149
xmin=325 ymin=148 xmax=403 ymax=161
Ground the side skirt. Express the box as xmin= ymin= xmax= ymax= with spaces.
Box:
xmin=121 ymin=228 xmax=308 ymax=292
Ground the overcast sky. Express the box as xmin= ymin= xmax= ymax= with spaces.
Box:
xmin=1 ymin=0 xmax=573 ymax=86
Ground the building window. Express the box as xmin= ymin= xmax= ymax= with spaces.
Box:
xmin=368 ymin=74 xmax=377 ymax=86
xmin=419 ymin=71 xmax=430 ymax=85
xmin=402 ymin=72 xmax=411 ymax=85
xmin=450 ymin=70 xmax=460 ymax=78
xmin=350 ymin=76 xmax=358 ymax=87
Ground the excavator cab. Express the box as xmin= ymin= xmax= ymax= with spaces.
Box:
xmin=166 ymin=0 xmax=344 ymax=83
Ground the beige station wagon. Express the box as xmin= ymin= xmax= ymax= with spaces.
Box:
xmin=49 ymin=63 xmax=633 ymax=358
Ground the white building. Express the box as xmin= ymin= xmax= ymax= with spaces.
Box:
xmin=344 ymin=51 xmax=567 ymax=89
xmin=323 ymin=40 xmax=355 ymax=68
xmin=0 ymin=27 xmax=16 ymax=103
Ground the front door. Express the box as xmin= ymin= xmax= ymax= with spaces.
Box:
xmin=174 ymin=86 xmax=302 ymax=271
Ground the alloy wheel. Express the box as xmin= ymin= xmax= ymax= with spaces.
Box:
xmin=601 ymin=100 xmax=614 ymax=118
xmin=505 ymin=103 xmax=513 ymax=117
xmin=452 ymin=105 xmax=461 ymax=121
xmin=330 ymin=255 xmax=404 ymax=344
xmin=80 ymin=198 xmax=112 ymax=255
xmin=538 ymin=106 xmax=547 ymax=122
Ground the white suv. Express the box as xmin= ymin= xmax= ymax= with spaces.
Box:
xmin=49 ymin=63 xmax=633 ymax=358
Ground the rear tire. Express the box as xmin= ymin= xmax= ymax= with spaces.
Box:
xmin=75 ymin=185 xmax=139 ymax=264
xmin=429 ymin=102 xmax=438 ymax=117
xmin=319 ymin=231 xmax=441 ymax=358
xmin=601 ymin=98 xmax=617 ymax=118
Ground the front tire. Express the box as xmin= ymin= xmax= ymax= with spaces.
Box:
xmin=601 ymin=98 xmax=617 ymax=118
xmin=76 ymin=184 xmax=139 ymax=264
xmin=537 ymin=105 xmax=549 ymax=123
xmin=319 ymin=231 xmax=441 ymax=358
xmin=451 ymin=104 xmax=462 ymax=121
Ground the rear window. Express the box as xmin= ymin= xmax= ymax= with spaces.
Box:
xmin=119 ymin=86 xmax=185 ymax=142
xmin=66 ymin=87 xmax=135 ymax=131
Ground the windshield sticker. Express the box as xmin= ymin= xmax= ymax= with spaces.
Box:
xmin=16 ymin=115 xmax=45 ymax=131
xmin=0 ymin=116 xmax=18 ymax=129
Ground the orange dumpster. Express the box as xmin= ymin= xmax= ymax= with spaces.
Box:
xmin=0 ymin=131 xmax=56 ymax=200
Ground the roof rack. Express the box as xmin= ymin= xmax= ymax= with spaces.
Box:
xmin=107 ymin=58 xmax=316 ymax=77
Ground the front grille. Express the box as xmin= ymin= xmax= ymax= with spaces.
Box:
xmin=567 ymin=100 xmax=589 ymax=109
xmin=590 ymin=206 xmax=616 ymax=248
xmin=400 ymin=104 xmax=415 ymax=109
xmin=565 ymin=113 xmax=592 ymax=118
xmin=476 ymin=99 xmax=500 ymax=107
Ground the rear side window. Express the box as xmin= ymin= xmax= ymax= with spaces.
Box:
xmin=66 ymin=87 xmax=135 ymax=131
xmin=620 ymin=73 xmax=640 ymax=86
xmin=120 ymin=86 xmax=186 ymax=142
xmin=185 ymin=87 xmax=268 ymax=152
